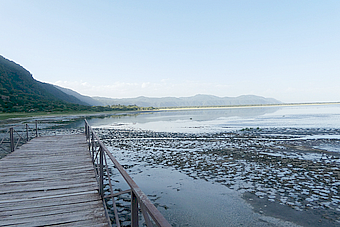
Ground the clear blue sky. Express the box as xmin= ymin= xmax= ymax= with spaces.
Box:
xmin=1 ymin=0 xmax=339 ymax=103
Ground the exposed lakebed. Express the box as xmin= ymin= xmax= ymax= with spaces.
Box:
xmin=1 ymin=104 xmax=340 ymax=226
xmin=96 ymin=126 xmax=340 ymax=227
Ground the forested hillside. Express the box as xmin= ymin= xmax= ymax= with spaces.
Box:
xmin=0 ymin=56 xmax=89 ymax=112
xmin=0 ymin=56 xmax=147 ymax=113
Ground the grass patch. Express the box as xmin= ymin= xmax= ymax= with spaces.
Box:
xmin=0 ymin=110 xmax=137 ymax=121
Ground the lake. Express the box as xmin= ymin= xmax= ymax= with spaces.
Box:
xmin=86 ymin=104 xmax=340 ymax=132
xmin=1 ymin=104 xmax=340 ymax=226
xmin=83 ymin=104 xmax=340 ymax=226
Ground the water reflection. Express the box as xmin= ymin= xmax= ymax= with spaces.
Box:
xmin=86 ymin=104 xmax=340 ymax=133
xmin=89 ymin=106 xmax=280 ymax=123
xmin=86 ymin=106 xmax=282 ymax=133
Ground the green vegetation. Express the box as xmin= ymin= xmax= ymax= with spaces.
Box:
xmin=0 ymin=106 xmax=153 ymax=121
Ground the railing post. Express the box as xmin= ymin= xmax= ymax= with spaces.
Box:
xmin=87 ymin=129 xmax=91 ymax=151
xmin=26 ymin=124 xmax=29 ymax=142
xmin=87 ymin=125 xmax=90 ymax=142
xmin=85 ymin=120 xmax=89 ymax=140
xmin=131 ymin=192 xmax=139 ymax=227
xmin=99 ymin=146 xmax=104 ymax=198
xmin=88 ymin=125 xmax=91 ymax=142
xmin=35 ymin=120 xmax=38 ymax=137
xmin=91 ymin=133 xmax=95 ymax=162
xmin=9 ymin=127 xmax=14 ymax=152
xmin=85 ymin=121 xmax=87 ymax=137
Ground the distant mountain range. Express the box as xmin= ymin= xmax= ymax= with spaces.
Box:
xmin=92 ymin=94 xmax=281 ymax=108
xmin=0 ymin=55 xmax=281 ymax=112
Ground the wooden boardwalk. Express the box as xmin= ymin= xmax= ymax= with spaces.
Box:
xmin=0 ymin=134 xmax=110 ymax=227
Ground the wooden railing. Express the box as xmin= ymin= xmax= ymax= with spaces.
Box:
xmin=84 ymin=120 xmax=171 ymax=227
xmin=0 ymin=121 xmax=38 ymax=154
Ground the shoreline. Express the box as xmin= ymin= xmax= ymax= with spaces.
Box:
xmin=0 ymin=110 xmax=149 ymax=124
xmin=2 ymin=101 xmax=340 ymax=121
xmin=158 ymin=102 xmax=340 ymax=111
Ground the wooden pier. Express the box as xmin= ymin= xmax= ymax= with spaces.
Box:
xmin=0 ymin=134 xmax=110 ymax=227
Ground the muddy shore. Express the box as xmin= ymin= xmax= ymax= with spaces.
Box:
xmin=97 ymin=127 xmax=340 ymax=226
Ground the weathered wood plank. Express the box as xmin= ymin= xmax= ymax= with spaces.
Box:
xmin=0 ymin=166 xmax=95 ymax=175
xmin=0 ymin=181 xmax=98 ymax=194
xmin=0 ymin=171 xmax=96 ymax=181
xmin=0 ymin=208 xmax=108 ymax=226
xmin=0 ymin=177 xmax=97 ymax=188
xmin=0 ymin=134 xmax=110 ymax=227
xmin=0 ymin=188 xmax=100 ymax=202
xmin=1 ymin=200 xmax=105 ymax=221
xmin=0 ymin=192 xmax=101 ymax=211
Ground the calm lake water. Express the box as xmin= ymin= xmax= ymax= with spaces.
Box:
xmin=86 ymin=104 xmax=340 ymax=132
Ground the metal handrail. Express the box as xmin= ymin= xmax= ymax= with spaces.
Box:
xmin=0 ymin=120 xmax=38 ymax=154
xmin=84 ymin=119 xmax=171 ymax=227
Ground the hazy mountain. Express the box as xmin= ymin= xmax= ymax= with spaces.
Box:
xmin=0 ymin=55 xmax=89 ymax=112
xmin=93 ymin=94 xmax=281 ymax=108
xmin=54 ymin=85 xmax=102 ymax=106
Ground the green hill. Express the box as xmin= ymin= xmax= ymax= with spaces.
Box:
xmin=0 ymin=55 xmax=91 ymax=112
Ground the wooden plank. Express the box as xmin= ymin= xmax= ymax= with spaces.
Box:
xmin=0 ymin=208 xmax=108 ymax=226
xmin=0 ymin=134 xmax=110 ymax=227
xmin=1 ymin=200 xmax=105 ymax=221
xmin=0 ymin=188 xmax=100 ymax=202
xmin=0 ymin=192 xmax=101 ymax=211
xmin=0 ymin=170 xmax=97 ymax=182
xmin=0 ymin=165 xmax=95 ymax=174
xmin=0 ymin=181 xmax=98 ymax=194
